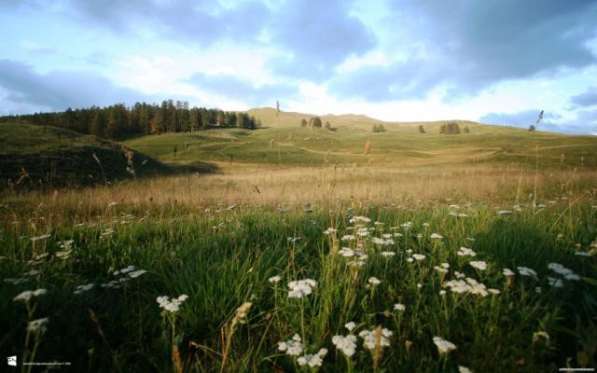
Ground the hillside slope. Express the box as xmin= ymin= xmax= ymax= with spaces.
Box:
xmin=0 ymin=123 xmax=194 ymax=188
xmin=126 ymin=110 xmax=597 ymax=169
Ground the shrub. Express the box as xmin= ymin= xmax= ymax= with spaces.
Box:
xmin=309 ymin=117 xmax=322 ymax=128
xmin=372 ymin=124 xmax=386 ymax=133
xmin=418 ymin=125 xmax=426 ymax=134
xmin=439 ymin=121 xmax=461 ymax=134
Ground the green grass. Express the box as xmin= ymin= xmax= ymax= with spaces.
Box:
xmin=124 ymin=115 xmax=597 ymax=169
xmin=0 ymin=199 xmax=596 ymax=372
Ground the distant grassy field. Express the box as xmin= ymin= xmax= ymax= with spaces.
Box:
xmin=1 ymin=111 xmax=596 ymax=372
xmin=125 ymin=110 xmax=597 ymax=169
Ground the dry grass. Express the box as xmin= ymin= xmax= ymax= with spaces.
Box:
xmin=3 ymin=162 xmax=595 ymax=229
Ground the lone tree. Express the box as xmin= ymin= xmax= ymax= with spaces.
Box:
xmin=372 ymin=124 xmax=386 ymax=133
xmin=309 ymin=117 xmax=322 ymax=128
xmin=418 ymin=125 xmax=426 ymax=134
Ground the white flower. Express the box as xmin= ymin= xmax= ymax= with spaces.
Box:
xmin=368 ymin=277 xmax=381 ymax=286
xmin=547 ymin=263 xmax=580 ymax=280
xmin=457 ymin=247 xmax=476 ymax=257
xmin=454 ymin=271 xmax=465 ymax=279
xmin=278 ymin=334 xmax=304 ymax=356
xmin=412 ymin=254 xmax=426 ymax=261
xmin=350 ymin=216 xmax=371 ymax=224
xmin=156 ymin=294 xmax=188 ymax=313
xmin=339 ymin=247 xmax=355 ymax=257
xmin=128 ymin=270 xmax=147 ymax=278
xmin=345 ymin=321 xmax=356 ymax=332
xmin=469 ymin=261 xmax=487 ymax=271
xmin=459 ymin=366 xmax=473 ymax=373
xmin=27 ymin=317 xmax=49 ymax=333
xmin=434 ymin=265 xmax=449 ymax=274
xmin=439 ymin=290 xmax=447 ymax=296
xmin=332 ymin=335 xmax=357 ymax=357
xmin=288 ymin=279 xmax=317 ymax=299
xmin=502 ymin=268 xmax=515 ymax=277
xmin=488 ymin=288 xmax=501 ymax=295
xmin=113 ymin=265 xmax=136 ymax=276
xmin=323 ymin=228 xmax=337 ymax=235
xmin=497 ymin=210 xmax=513 ymax=216
xmin=341 ymin=235 xmax=355 ymax=241
xmin=268 ymin=275 xmax=282 ymax=284
xmin=74 ymin=283 xmax=95 ymax=295
xmin=297 ymin=348 xmax=328 ymax=367
xmin=381 ymin=251 xmax=396 ymax=257
xmin=433 ymin=336 xmax=457 ymax=354
xmin=359 ymin=328 xmax=392 ymax=350
xmin=13 ymin=288 xmax=47 ymax=302
xmin=393 ymin=303 xmax=405 ymax=311
xmin=430 ymin=233 xmax=443 ymax=240
xmin=517 ymin=266 xmax=537 ymax=278
xmin=401 ymin=222 xmax=413 ymax=230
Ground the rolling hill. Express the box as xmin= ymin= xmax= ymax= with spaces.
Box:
xmin=0 ymin=122 xmax=207 ymax=188
xmin=125 ymin=108 xmax=597 ymax=169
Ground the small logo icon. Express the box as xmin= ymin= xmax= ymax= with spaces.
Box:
xmin=7 ymin=355 xmax=17 ymax=367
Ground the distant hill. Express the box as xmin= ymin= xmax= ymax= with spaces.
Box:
xmin=0 ymin=123 xmax=202 ymax=189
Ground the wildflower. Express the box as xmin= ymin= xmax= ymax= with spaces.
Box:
xmin=341 ymin=235 xmax=356 ymax=241
xmin=287 ymin=237 xmax=301 ymax=243
xmin=433 ymin=336 xmax=457 ymax=355
xmin=368 ymin=277 xmax=381 ymax=286
xmin=469 ymin=261 xmax=487 ymax=271
xmin=393 ymin=303 xmax=405 ymax=311
xmin=278 ymin=334 xmax=304 ymax=356
xmin=74 ymin=283 xmax=94 ymax=295
xmin=457 ymin=247 xmax=476 ymax=257
xmin=497 ymin=210 xmax=513 ymax=216
xmin=268 ymin=275 xmax=281 ymax=284
xmin=332 ymin=335 xmax=357 ymax=357
xmin=488 ymin=288 xmax=501 ymax=295
xmin=345 ymin=321 xmax=356 ymax=332
xmin=454 ymin=271 xmax=465 ymax=279
xmin=532 ymin=331 xmax=550 ymax=345
xmin=547 ymin=263 xmax=580 ymax=281
xmin=13 ymin=288 xmax=47 ymax=303
xmin=381 ymin=251 xmax=396 ymax=257
xmin=58 ymin=239 xmax=74 ymax=250
xmin=434 ymin=263 xmax=450 ymax=274
xmin=323 ymin=228 xmax=337 ymax=235
xmin=459 ymin=366 xmax=473 ymax=373
xmin=350 ymin=216 xmax=371 ymax=224
xmin=156 ymin=294 xmax=188 ymax=313
xmin=359 ymin=328 xmax=392 ymax=350
xmin=297 ymin=348 xmax=328 ymax=367
xmin=430 ymin=233 xmax=443 ymax=240
xmin=412 ymin=254 xmax=426 ymax=261
xmin=288 ymin=279 xmax=317 ymax=299
xmin=113 ymin=265 xmax=136 ymax=276
xmin=128 ymin=269 xmax=147 ymax=278
xmin=502 ymin=268 xmax=515 ymax=277
xmin=27 ymin=317 xmax=49 ymax=333
xmin=339 ymin=247 xmax=355 ymax=257
xmin=517 ymin=266 xmax=537 ymax=278
xmin=55 ymin=249 xmax=72 ymax=260
xmin=439 ymin=290 xmax=446 ymax=296
xmin=401 ymin=222 xmax=413 ymax=230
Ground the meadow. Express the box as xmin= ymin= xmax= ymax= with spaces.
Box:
xmin=1 ymin=114 xmax=597 ymax=372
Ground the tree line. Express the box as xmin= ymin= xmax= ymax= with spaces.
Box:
xmin=0 ymin=100 xmax=261 ymax=140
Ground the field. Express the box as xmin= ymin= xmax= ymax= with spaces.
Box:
xmin=1 ymin=111 xmax=597 ymax=372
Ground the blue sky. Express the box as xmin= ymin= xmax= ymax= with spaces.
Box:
xmin=1 ymin=0 xmax=597 ymax=134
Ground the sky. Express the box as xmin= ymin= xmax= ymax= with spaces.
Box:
xmin=1 ymin=0 xmax=597 ymax=134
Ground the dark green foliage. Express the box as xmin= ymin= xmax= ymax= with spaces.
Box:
xmin=0 ymin=100 xmax=260 ymax=140
xmin=372 ymin=123 xmax=386 ymax=132
xmin=440 ymin=121 xmax=461 ymax=134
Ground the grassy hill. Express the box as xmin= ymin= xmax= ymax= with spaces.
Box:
xmin=126 ymin=108 xmax=597 ymax=169
xmin=0 ymin=122 xmax=208 ymax=188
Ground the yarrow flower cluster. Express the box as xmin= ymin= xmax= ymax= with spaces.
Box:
xmin=547 ymin=262 xmax=580 ymax=281
xmin=444 ymin=277 xmax=499 ymax=297
xmin=288 ymin=279 xmax=317 ymax=298
xmin=359 ymin=328 xmax=392 ymax=350
xmin=457 ymin=247 xmax=476 ymax=257
xmin=297 ymin=348 xmax=328 ymax=367
xmin=332 ymin=334 xmax=357 ymax=357
xmin=268 ymin=275 xmax=281 ymax=284
xmin=433 ymin=336 xmax=457 ymax=354
xmin=278 ymin=334 xmax=304 ymax=356
xmin=469 ymin=261 xmax=487 ymax=271
xmin=13 ymin=288 xmax=47 ymax=303
xmin=27 ymin=317 xmax=49 ymax=333
xmin=517 ymin=266 xmax=538 ymax=278
xmin=156 ymin=294 xmax=188 ymax=313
